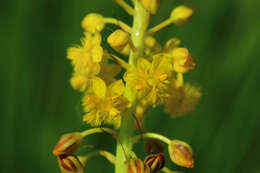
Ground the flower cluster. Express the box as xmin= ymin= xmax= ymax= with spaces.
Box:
xmin=67 ymin=8 xmax=200 ymax=126
xmin=54 ymin=0 xmax=202 ymax=172
xmin=67 ymin=13 xmax=131 ymax=128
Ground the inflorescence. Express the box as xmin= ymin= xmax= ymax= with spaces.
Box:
xmin=53 ymin=0 xmax=201 ymax=172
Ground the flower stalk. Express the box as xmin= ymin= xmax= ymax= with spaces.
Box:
xmin=115 ymin=1 xmax=150 ymax=172
xmin=81 ymin=127 xmax=118 ymax=138
xmin=133 ymin=132 xmax=171 ymax=145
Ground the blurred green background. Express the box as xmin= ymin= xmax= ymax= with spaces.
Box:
xmin=1 ymin=0 xmax=260 ymax=172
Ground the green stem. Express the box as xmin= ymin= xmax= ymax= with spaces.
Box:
xmin=128 ymin=0 xmax=150 ymax=66
xmin=148 ymin=18 xmax=172 ymax=35
xmin=81 ymin=127 xmax=118 ymax=138
xmin=132 ymin=132 xmax=171 ymax=144
xmin=115 ymin=1 xmax=150 ymax=173
xmin=103 ymin=17 xmax=132 ymax=33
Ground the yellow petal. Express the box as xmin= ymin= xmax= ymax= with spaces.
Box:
xmin=83 ymin=111 xmax=101 ymax=126
xmin=90 ymin=32 xmax=102 ymax=45
xmin=91 ymin=45 xmax=103 ymax=62
xmin=137 ymin=58 xmax=151 ymax=75
xmin=109 ymin=108 xmax=119 ymax=116
xmin=108 ymin=80 xmax=125 ymax=97
xmin=151 ymin=56 xmax=172 ymax=74
xmin=92 ymin=77 xmax=107 ymax=98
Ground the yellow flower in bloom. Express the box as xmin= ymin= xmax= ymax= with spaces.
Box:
xmin=82 ymin=78 xmax=129 ymax=128
xmin=99 ymin=51 xmax=122 ymax=84
xmin=124 ymin=55 xmax=173 ymax=106
xmin=164 ymin=83 xmax=201 ymax=117
xmin=81 ymin=13 xmax=105 ymax=33
xmin=67 ymin=32 xmax=103 ymax=91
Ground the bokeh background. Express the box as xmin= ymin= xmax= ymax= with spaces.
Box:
xmin=1 ymin=0 xmax=260 ymax=172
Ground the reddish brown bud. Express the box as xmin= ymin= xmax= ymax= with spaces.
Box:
xmin=58 ymin=155 xmax=84 ymax=173
xmin=144 ymin=153 xmax=165 ymax=173
xmin=128 ymin=158 xmax=151 ymax=173
xmin=53 ymin=132 xmax=83 ymax=156
xmin=168 ymin=140 xmax=194 ymax=168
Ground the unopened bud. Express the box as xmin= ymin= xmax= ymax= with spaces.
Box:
xmin=107 ymin=29 xmax=130 ymax=55
xmin=144 ymin=153 xmax=165 ymax=173
xmin=128 ymin=158 xmax=151 ymax=173
xmin=58 ymin=155 xmax=84 ymax=173
xmin=141 ymin=0 xmax=160 ymax=14
xmin=81 ymin=13 xmax=105 ymax=33
xmin=53 ymin=132 xmax=83 ymax=156
xmin=170 ymin=6 xmax=194 ymax=25
xmin=172 ymin=48 xmax=195 ymax=73
xmin=144 ymin=36 xmax=161 ymax=55
xmin=168 ymin=140 xmax=194 ymax=168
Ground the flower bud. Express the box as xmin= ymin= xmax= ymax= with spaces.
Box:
xmin=170 ymin=6 xmax=194 ymax=25
xmin=168 ymin=140 xmax=194 ymax=168
xmin=172 ymin=48 xmax=195 ymax=73
xmin=58 ymin=155 xmax=84 ymax=173
xmin=128 ymin=158 xmax=151 ymax=173
xmin=53 ymin=132 xmax=83 ymax=156
xmin=107 ymin=29 xmax=130 ymax=54
xmin=141 ymin=0 xmax=160 ymax=14
xmin=144 ymin=153 xmax=165 ymax=173
xmin=81 ymin=13 xmax=105 ymax=33
xmin=144 ymin=36 xmax=161 ymax=56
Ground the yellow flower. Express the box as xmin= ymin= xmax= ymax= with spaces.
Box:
xmin=82 ymin=78 xmax=129 ymax=128
xmin=81 ymin=13 xmax=105 ymax=33
xmin=67 ymin=32 xmax=103 ymax=91
xmin=163 ymin=39 xmax=195 ymax=73
xmin=164 ymin=83 xmax=201 ymax=117
xmin=99 ymin=51 xmax=122 ymax=84
xmin=171 ymin=48 xmax=195 ymax=73
xmin=124 ymin=55 xmax=172 ymax=106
